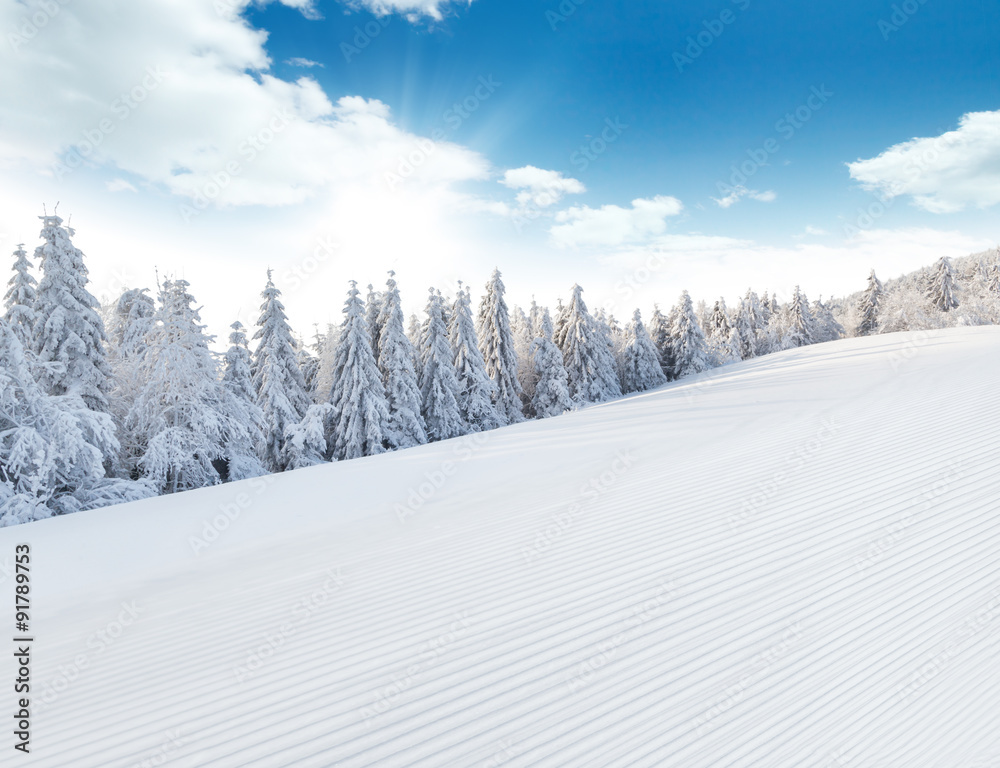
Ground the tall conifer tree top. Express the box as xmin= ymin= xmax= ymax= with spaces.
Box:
xmin=31 ymin=213 xmax=111 ymax=412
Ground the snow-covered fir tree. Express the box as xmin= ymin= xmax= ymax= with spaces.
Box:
xmin=556 ymin=284 xmax=623 ymax=403
xmin=530 ymin=334 xmax=571 ymax=418
xmin=3 ymin=244 xmax=37 ymax=347
xmin=365 ymin=283 xmax=384 ymax=363
xmin=449 ymin=284 xmax=502 ymax=432
xmin=127 ymin=280 xmax=256 ymax=493
xmin=510 ymin=303 xmax=538 ymax=408
xmin=528 ymin=299 xmax=549 ymax=340
xmin=856 ymin=270 xmax=884 ymax=336
xmin=284 ymin=403 xmax=335 ymax=470
xmin=734 ymin=291 xmax=763 ymax=360
xmin=782 ymin=286 xmax=816 ymax=348
xmin=377 ymin=272 xmax=427 ymax=450
xmin=707 ymin=298 xmax=730 ymax=340
xmin=0 ymin=319 xmax=151 ymax=525
xmin=621 ymin=309 xmax=667 ymax=393
xmin=297 ymin=346 xmax=321 ymax=397
xmin=327 ymin=282 xmax=389 ymax=460
xmin=252 ymin=271 xmax=312 ymax=471
xmin=648 ymin=304 xmax=674 ymax=376
xmin=420 ymin=289 xmax=465 ymax=441
xmin=105 ymin=287 xmax=157 ymax=476
xmin=108 ymin=288 xmax=155 ymax=360
xmin=927 ymin=256 xmax=959 ymax=312
xmin=669 ymin=291 xmax=711 ymax=379
xmin=222 ymin=322 xmax=267 ymax=480
xmin=988 ymin=263 xmax=1000 ymax=295
xmin=477 ymin=269 xmax=524 ymax=423
xmin=31 ymin=213 xmax=112 ymax=413
xmin=811 ymin=297 xmax=844 ymax=344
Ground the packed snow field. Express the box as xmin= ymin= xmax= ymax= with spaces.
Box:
xmin=5 ymin=327 xmax=1000 ymax=767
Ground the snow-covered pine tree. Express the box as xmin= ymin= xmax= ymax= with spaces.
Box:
xmin=420 ymin=289 xmax=465 ymax=441
xmin=783 ymin=286 xmax=816 ymax=348
xmin=510 ymin=304 xmax=538 ymax=409
xmin=284 ymin=403 xmax=335 ymax=470
xmin=811 ymin=297 xmax=844 ymax=344
xmin=297 ymin=347 xmax=321 ymax=397
xmin=530 ymin=334 xmax=571 ymax=418
xmin=669 ymin=290 xmax=711 ymax=379
xmin=105 ymin=287 xmax=158 ymax=477
xmin=477 ymin=269 xmax=524 ymax=423
xmin=557 ymin=284 xmax=623 ymax=403
xmin=856 ymin=270 xmax=884 ymax=336
xmin=128 ymin=279 xmax=254 ymax=493
xmin=622 ymin=309 xmax=667 ymax=393
xmin=366 ymin=284 xmax=384 ymax=363
xmin=327 ymin=282 xmax=389 ymax=460
xmin=927 ymin=256 xmax=959 ymax=312
xmin=528 ymin=299 xmax=550 ymax=341
xmin=3 ymin=244 xmax=37 ymax=347
xmin=252 ymin=271 xmax=312 ymax=470
xmin=31 ymin=213 xmax=112 ymax=413
xmin=222 ymin=322 xmax=267 ymax=480
xmin=450 ymin=284 xmax=502 ymax=432
xmin=596 ymin=308 xmax=627 ymax=389
xmin=989 ymin=263 xmax=1000 ymax=295
xmin=647 ymin=304 xmax=674 ymax=376
xmin=108 ymin=288 xmax=155 ymax=360
xmin=707 ymin=298 xmax=731 ymax=340
xmin=0 ymin=319 xmax=151 ymax=526
xmin=734 ymin=290 xmax=763 ymax=359
xmin=377 ymin=272 xmax=427 ymax=450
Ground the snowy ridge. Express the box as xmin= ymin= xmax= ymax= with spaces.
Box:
xmin=6 ymin=327 xmax=1000 ymax=767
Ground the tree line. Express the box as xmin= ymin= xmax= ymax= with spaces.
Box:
xmin=1 ymin=212 xmax=997 ymax=526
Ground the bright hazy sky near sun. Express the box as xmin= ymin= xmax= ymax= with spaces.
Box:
xmin=1 ymin=0 xmax=998 ymax=340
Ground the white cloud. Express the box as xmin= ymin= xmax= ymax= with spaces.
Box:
xmin=342 ymin=0 xmax=474 ymax=22
xmin=550 ymin=196 xmax=684 ymax=248
xmin=500 ymin=166 xmax=585 ymax=209
xmin=106 ymin=178 xmax=137 ymax=193
xmin=847 ymin=110 xmax=1000 ymax=213
xmin=593 ymin=226 xmax=994 ymax=317
xmin=285 ymin=57 xmax=324 ymax=68
xmin=804 ymin=225 xmax=827 ymax=236
xmin=712 ymin=185 xmax=776 ymax=209
xmin=0 ymin=0 xmax=489 ymax=210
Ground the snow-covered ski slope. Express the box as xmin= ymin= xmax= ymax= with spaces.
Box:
xmin=6 ymin=326 xmax=1000 ymax=768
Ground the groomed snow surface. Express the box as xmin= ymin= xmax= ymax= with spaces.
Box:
xmin=5 ymin=326 xmax=1000 ymax=768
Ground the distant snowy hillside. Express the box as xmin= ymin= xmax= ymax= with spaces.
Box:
xmin=5 ymin=327 xmax=1000 ymax=767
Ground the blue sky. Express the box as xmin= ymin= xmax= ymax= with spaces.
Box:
xmin=0 ymin=0 xmax=998 ymax=336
